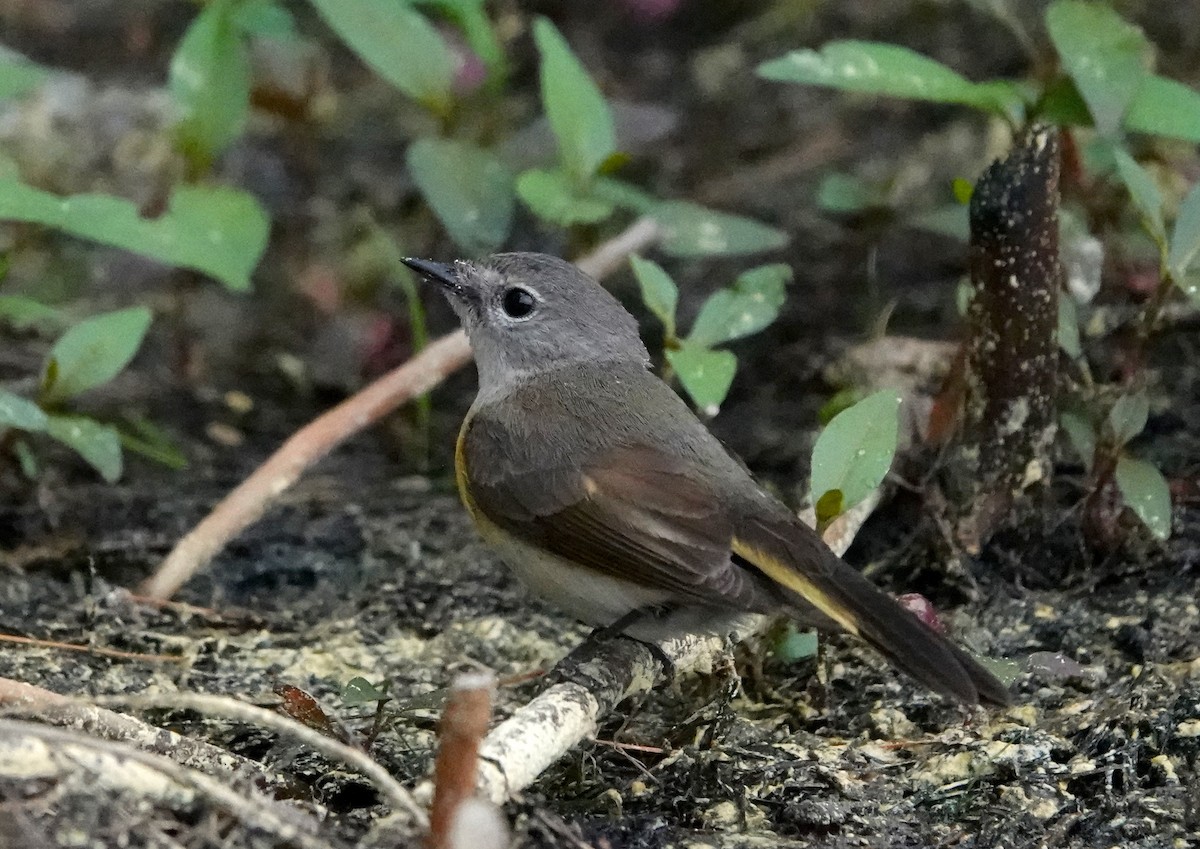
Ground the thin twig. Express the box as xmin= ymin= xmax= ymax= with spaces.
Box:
xmin=0 ymin=631 xmax=185 ymax=663
xmin=97 ymin=691 xmax=429 ymax=828
xmin=142 ymin=217 xmax=660 ymax=600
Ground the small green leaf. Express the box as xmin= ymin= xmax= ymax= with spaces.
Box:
xmin=810 ymin=388 xmax=901 ymax=516
xmin=532 ymin=17 xmax=616 ymax=181
xmin=1125 ymin=75 xmax=1200 ymax=142
xmin=816 ymin=172 xmax=885 ymax=214
xmin=0 ymin=180 xmax=268 ymax=290
xmin=814 ymin=488 xmax=845 ymax=529
xmin=1057 ymin=291 xmax=1082 ymax=359
xmin=515 ymin=168 xmax=614 ymax=226
xmin=1107 ymin=391 xmax=1149 ymax=446
xmin=590 ymin=176 xmax=656 ymax=213
xmin=407 ymin=138 xmax=514 ymax=253
xmin=0 ymin=295 xmax=63 ymax=332
xmin=1059 ymin=409 xmax=1095 ymax=470
xmin=169 ymin=0 xmax=251 ymax=165
xmin=413 ymin=0 xmax=505 ymax=80
xmin=908 ymin=203 xmax=970 ymax=241
xmin=952 ymin=177 xmax=974 ymax=205
xmin=653 ymin=201 xmax=788 ymax=257
xmin=1045 ymin=0 xmax=1151 ymax=137
xmin=45 ymin=414 xmax=123 ymax=482
xmin=341 ymin=676 xmax=389 ymax=706
xmin=118 ymin=417 xmax=189 ymax=471
xmin=0 ymin=57 xmax=49 ymax=100
xmin=0 ymin=389 xmax=48 ymax=432
xmin=666 ymin=345 xmax=737 ymax=415
xmin=42 ymin=307 xmax=152 ymax=405
xmin=232 ymin=0 xmax=298 ymax=39
xmin=773 ymin=625 xmax=819 ymax=663
xmin=687 ymin=263 xmax=791 ymax=348
xmin=1167 ymin=181 xmax=1200 ymax=280
xmin=757 ymin=40 xmax=1024 ymax=118
xmin=309 ymin=0 xmax=455 ymax=113
xmin=1112 ymin=146 xmax=1166 ymax=243
xmin=13 ymin=438 xmax=38 ymax=479
xmin=629 ymin=255 xmax=678 ymax=338
xmin=1114 ymin=454 xmax=1171 ymax=540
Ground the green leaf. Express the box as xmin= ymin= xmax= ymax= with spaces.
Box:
xmin=515 ymin=168 xmax=614 ymax=226
xmin=1114 ymin=454 xmax=1171 ymax=540
xmin=908 ymin=203 xmax=970 ymax=241
xmin=413 ymin=0 xmax=505 ymax=80
xmin=1107 ymin=391 xmax=1149 ymax=446
xmin=1125 ymin=75 xmax=1200 ymax=142
xmin=13 ymin=438 xmax=38 ymax=479
xmin=757 ymin=40 xmax=1024 ymax=119
xmin=1059 ymin=409 xmax=1095 ymax=470
xmin=0 ymin=57 xmax=49 ymax=100
xmin=653 ymin=201 xmax=788 ymax=257
xmin=629 ymin=255 xmax=678 ymax=338
xmin=687 ymin=263 xmax=791 ymax=347
xmin=0 ymin=295 xmax=63 ymax=332
xmin=41 ymin=307 xmax=152 ymax=405
xmin=1057 ymin=291 xmax=1082 ymax=359
xmin=816 ymin=172 xmax=885 ymax=214
xmin=169 ymin=0 xmax=251 ymax=165
xmin=309 ymin=0 xmax=455 ymax=114
xmin=773 ymin=625 xmax=819 ymax=663
xmin=810 ymin=388 xmax=901 ymax=516
xmin=0 ymin=180 xmax=269 ymax=290
xmin=666 ymin=346 xmax=737 ymax=415
xmin=1167 ymin=180 xmax=1200 ymax=280
xmin=532 ymin=17 xmax=616 ymax=181
xmin=1112 ymin=146 xmax=1166 ymax=243
xmin=590 ymin=176 xmax=656 ymax=213
xmin=1045 ymin=0 xmax=1151 ymax=137
xmin=45 ymin=414 xmax=124 ymax=483
xmin=407 ymin=138 xmax=514 ymax=253
xmin=0 ymin=389 xmax=48 ymax=432
xmin=340 ymin=676 xmax=389 ymax=706
xmin=232 ymin=0 xmax=298 ymax=39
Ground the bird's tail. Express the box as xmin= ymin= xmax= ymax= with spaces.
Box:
xmin=732 ymin=513 xmax=1011 ymax=706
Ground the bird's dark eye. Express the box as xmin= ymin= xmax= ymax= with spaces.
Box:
xmin=501 ymin=287 xmax=537 ymax=319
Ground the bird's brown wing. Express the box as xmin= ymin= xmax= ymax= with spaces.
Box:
xmin=462 ymin=426 xmax=781 ymax=611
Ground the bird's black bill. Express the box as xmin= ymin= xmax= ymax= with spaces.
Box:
xmin=401 ymin=257 xmax=458 ymax=290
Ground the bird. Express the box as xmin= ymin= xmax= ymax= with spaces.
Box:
xmin=402 ymin=251 xmax=1010 ymax=706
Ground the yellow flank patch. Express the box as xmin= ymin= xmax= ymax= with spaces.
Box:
xmin=731 ymin=538 xmax=861 ymax=636
xmin=455 ymin=412 xmax=480 ymax=521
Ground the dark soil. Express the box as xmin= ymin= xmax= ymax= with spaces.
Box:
xmin=2 ymin=2 xmax=1199 ymax=848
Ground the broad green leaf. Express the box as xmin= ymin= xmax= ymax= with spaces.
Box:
xmin=1057 ymin=291 xmax=1082 ymax=359
xmin=1059 ymin=409 xmax=1095 ymax=470
xmin=515 ymin=168 xmax=614 ymax=226
xmin=170 ymin=0 xmax=251 ymax=164
xmin=341 ymin=676 xmax=388 ymax=706
xmin=629 ymin=255 xmax=678 ymax=338
xmin=0 ymin=389 xmax=47 ymax=432
xmin=1046 ymin=0 xmax=1152 ymax=137
xmin=1112 ymin=146 xmax=1166 ymax=242
xmin=810 ymin=389 xmax=901 ymax=516
xmin=413 ymin=0 xmax=505 ymax=80
xmin=0 ymin=180 xmax=269 ymax=290
xmin=42 ymin=307 xmax=152 ymax=405
xmin=309 ymin=0 xmax=455 ymax=114
xmin=45 ymin=414 xmax=124 ymax=483
xmin=590 ymin=176 xmax=656 ymax=213
xmin=1167 ymin=180 xmax=1200 ymax=280
xmin=757 ymin=40 xmax=1024 ymax=119
xmin=653 ymin=201 xmax=788 ymax=257
xmin=908 ymin=203 xmax=970 ymax=241
xmin=532 ymin=17 xmax=616 ymax=181
xmin=666 ymin=345 xmax=737 ymax=415
xmin=0 ymin=58 xmax=49 ymax=100
xmin=1125 ymin=75 xmax=1200 ymax=142
xmin=687 ymin=263 xmax=791 ymax=347
xmin=232 ymin=0 xmax=298 ymax=39
xmin=1114 ymin=454 xmax=1171 ymax=540
xmin=407 ymin=138 xmax=514 ymax=253
xmin=0 ymin=295 xmax=63 ymax=332
xmin=816 ymin=172 xmax=885 ymax=214
xmin=1107 ymin=391 xmax=1148 ymax=446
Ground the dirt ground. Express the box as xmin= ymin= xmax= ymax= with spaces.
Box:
xmin=2 ymin=2 xmax=1199 ymax=848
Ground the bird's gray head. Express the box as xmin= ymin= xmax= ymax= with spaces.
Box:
xmin=402 ymin=252 xmax=650 ymax=390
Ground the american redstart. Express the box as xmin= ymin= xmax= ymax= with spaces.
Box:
xmin=403 ymin=252 xmax=1010 ymax=705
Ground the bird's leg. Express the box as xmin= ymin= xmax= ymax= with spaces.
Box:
xmin=578 ymin=604 xmax=678 ymax=673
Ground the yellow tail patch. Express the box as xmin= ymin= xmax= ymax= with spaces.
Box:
xmin=731 ymin=538 xmax=862 ymax=637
